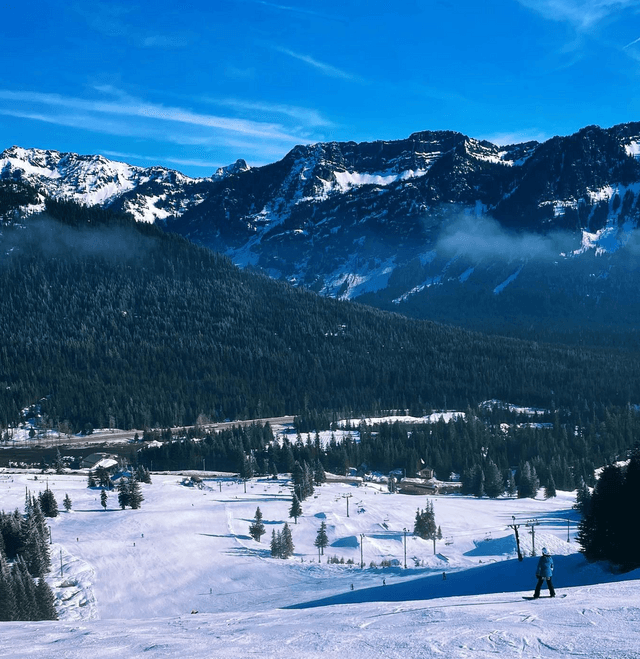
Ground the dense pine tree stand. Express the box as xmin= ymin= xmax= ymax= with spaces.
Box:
xmin=3 ymin=193 xmax=640 ymax=432
xmin=578 ymin=451 xmax=640 ymax=570
xmin=0 ymin=494 xmax=57 ymax=620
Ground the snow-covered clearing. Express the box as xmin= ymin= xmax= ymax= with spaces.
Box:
xmin=0 ymin=472 xmax=638 ymax=658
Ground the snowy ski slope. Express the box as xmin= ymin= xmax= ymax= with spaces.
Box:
xmin=0 ymin=471 xmax=638 ymax=658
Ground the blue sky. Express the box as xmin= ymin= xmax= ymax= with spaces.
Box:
xmin=1 ymin=0 xmax=640 ymax=177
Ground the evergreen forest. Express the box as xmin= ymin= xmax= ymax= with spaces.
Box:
xmin=2 ymin=190 xmax=640 ymax=433
xmin=578 ymin=451 xmax=640 ymax=570
xmin=137 ymin=402 xmax=639 ymax=494
xmin=0 ymin=493 xmax=58 ymax=621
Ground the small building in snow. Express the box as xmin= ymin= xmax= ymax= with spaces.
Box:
xmin=81 ymin=452 xmax=119 ymax=471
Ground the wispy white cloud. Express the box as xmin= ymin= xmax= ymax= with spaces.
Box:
xmin=273 ymin=46 xmax=366 ymax=82
xmin=241 ymin=0 xmax=345 ymax=22
xmin=73 ymin=2 xmax=193 ymax=49
xmin=623 ymin=34 xmax=640 ymax=48
xmin=102 ymin=150 xmax=221 ymax=170
xmin=516 ymin=0 xmax=640 ymax=32
xmin=204 ymin=97 xmax=334 ymax=128
xmin=0 ymin=107 xmax=195 ymax=145
xmin=0 ymin=89 xmax=304 ymax=143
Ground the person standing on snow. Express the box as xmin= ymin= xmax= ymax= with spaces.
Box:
xmin=533 ymin=547 xmax=556 ymax=598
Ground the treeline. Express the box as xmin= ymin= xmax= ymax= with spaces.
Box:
xmin=578 ymin=451 xmax=640 ymax=570
xmin=0 ymin=494 xmax=58 ymax=621
xmin=2 ymin=192 xmax=640 ymax=430
xmin=138 ymin=404 xmax=638 ymax=493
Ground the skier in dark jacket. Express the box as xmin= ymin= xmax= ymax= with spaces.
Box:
xmin=533 ymin=547 xmax=555 ymax=598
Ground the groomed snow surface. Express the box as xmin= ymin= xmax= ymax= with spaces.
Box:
xmin=1 ymin=472 xmax=639 ymax=658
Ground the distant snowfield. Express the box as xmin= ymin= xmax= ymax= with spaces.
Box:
xmin=1 ymin=472 xmax=638 ymax=658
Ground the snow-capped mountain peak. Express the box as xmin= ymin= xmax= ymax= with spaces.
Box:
xmin=0 ymin=146 xmax=219 ymax=222
xmin=3 ymin=122 xmax=640 ymax=337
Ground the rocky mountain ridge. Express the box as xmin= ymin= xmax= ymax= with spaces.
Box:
xmin=3 ymin=122 xmax=640 ymax=342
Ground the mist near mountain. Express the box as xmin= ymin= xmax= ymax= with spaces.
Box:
xmin=3 ymin=121 xmax=640 ymax=345
xmin=435 ymin=214 xmax=577 ymax=263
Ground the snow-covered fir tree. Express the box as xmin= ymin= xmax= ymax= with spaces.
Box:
xmin=128 ymin=478 xmax=144 ymax=509
xmin=270 ymin=529 xmax=280 ymax=557
xmin=289 ymin=494 xmax=302 ymax=524
xmin=314 ymin=520 xmax=329 ymax=556
xmin=414 ymin=501 xmax=438 ymax=553
xmin=249 ymin=507 xmax=266 ymax=542
xmin=281 ymin=523 xmax=294 ymax=558
xmin=117 ymin=478 xmax=131 ymax=509
xmin=38 ymin=488 xmax=58 ymax=518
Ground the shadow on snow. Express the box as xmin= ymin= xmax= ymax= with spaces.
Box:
xmin=285 ymin=554 xmax=640 ymax=609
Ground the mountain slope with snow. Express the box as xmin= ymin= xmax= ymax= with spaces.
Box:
xmin=0 ymin=146 xmax=229 ymax=223
xmin=4 ymin=122 xmax=640 ymax=341
xmin=0 ymin=470 xmax=638 ymax=658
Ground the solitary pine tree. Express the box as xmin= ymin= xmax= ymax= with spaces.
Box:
xmin=414 ymin=502 xmax=438 ymax=553
xmin=289 ymin=494 xmax=302 ymax=524
xmin=249 ymin=507 xmax=266 ymax=542
xmin=63 ymin=493 xmax=72 ymax=512
xmin=117 ymin=478 xmax=130 ymax=509
xmin=314 ymin=520 xmax=329 ymax=556
xmin=100 ymin=488 xmax=108 ymax=511
xmin=128 ymin=478 xmax=144 ymax=509
xmin=38 ymin=489 xmax=58 ymax=518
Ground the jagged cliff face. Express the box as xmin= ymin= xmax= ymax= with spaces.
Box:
xmin=3 ymin=122 xmax=640 ymax=340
